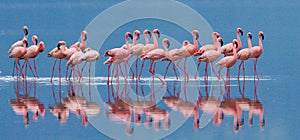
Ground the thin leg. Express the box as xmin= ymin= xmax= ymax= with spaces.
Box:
xmin=107 ymin=63 xmax=111 ymax=85
xmin=33 ymin=59 xmax=39 ymax=78
xmin=65 ymin=65 xmax=69 ymax=80
xmin=138 ymin=60 xmax=145 ymax=80
xmin=164 ymin=61 xmax=171 ymax=79
xmin=50 ymin=59 xmax=57 ymax=83
xmin=184 ymin=58 xmax=189 ymax=81
xmin=12 ymin=60 xmax=16 ymax=78
xmin=16 ymin=59 xmax=25 ymax=79
xmin=89 ymin=62 xmax=91 ymax=82
xmin=27 ymin=60 xmax=36 ymax=78
xmin=81 ymin=61 xmax=87 ymax=73
xmin=194 ymin=62 xmax=201 ymax=79
xmin=172 ymin=63 xmax=178 ymax=80
xmin=238 ymin=61 xmax=243 ymax=80
xmin=58 ymin=59 xmax=62 ymax=82
xmin=135 ymin=57 xmax=139 ymax=79
xmin=126 ymin=62 xmax=134 ymax=80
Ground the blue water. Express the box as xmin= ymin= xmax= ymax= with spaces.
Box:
xmin=0 ymin=0 xmax=299 ymax=140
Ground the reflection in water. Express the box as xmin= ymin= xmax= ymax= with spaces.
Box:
xmin=8 ymin=77 xmax=264 ymax=135
xmin=9 ymin=80 xmax=45 ymax=126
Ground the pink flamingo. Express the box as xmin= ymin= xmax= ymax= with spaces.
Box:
xmin=104 ymin=32 xmax=134 ymax=80
xmin=193 ymin=32 xmax=220 ymax=79
xmin=9 ymin=39 xmax=28 ymax=79
xmin=197 ymin=37 xmax=224 ymax=80
xmin=129 ymin=30 xmax=151 ymax=79
xmin=138 ymin=29 xmax=160 ymax=80
xmin=81 ymin=48 xmax=100 ymax=80
xmin=22 ymin=35 xmax=45 ymax=78
xmin=161 ymin=40 xmax=189 ymax=79
xmin=141 ymin=38 xmax=170 ymax=84
xmin=79 ymin=30 xmax=88 ymax=51
xmin=173 ymin=30 xmax=199 ymax=80
xmin=8 ymin=26 xmax=28 ymax=53
xmin=221 ymin=28 xmax=243 ymax=55
xmin=66 ymin=51 xmax=85 ymax=82
xmin=237 ymin=32 xmax=252 ymax=79
xmin=64 ymin=42 xmax=82 ymax=80
xmin=9 ymin=26 xmax=28 ymax=77
xmin=216 ymin=39 xmax=239 ymax=81
xmin=47 ymin=41 xmax=68 ymax=82
xmin=249 ymin=31 xmax=264 ymax=81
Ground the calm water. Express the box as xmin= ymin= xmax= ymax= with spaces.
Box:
xmin=0 ymin=0 xmax=299 ymax=140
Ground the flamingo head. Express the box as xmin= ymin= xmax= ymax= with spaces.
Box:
xmin=259 ymin=31 xmax=264 ymax=40
xmin=153 ymin=29 xmax=160 ymax=38
xmin=193 ymin=30 xmax=199 ymax=40
xmin=32 ymin=35 xmax=38 ymax=45
xmin=38 ymin=41 xmax=45 ymax=52
xmin=182 ymin=40 xmax=190 ymax=46
xmin=163 ymin=38 xmax=170 ymax=48
xmin=104 ymin=50 xmax=113 ymax=57
xmin=23 ymin=25 xmax=28 ymax=37
xmin=237 ymin=27 xmax=243 ymax=36
xmin=83 ymin=48 xmax=92 ymax=53
xmin=248 ymin=32 xmax=252 ymax=39
xmin=56 ymin=41 xmax=66 ymax=50
xmin=144 ymin=29 xmax=152 ymax=38
xmin=23 ymin=38 xmax=28 ymax=47
xmin=82 ymin=30 xmax=88 ymax=41
xmin=134 ymin=30 xmax=140 ymax=40
xmin=125 ymin=32 xmax=133 ymax=40
xmin=212 ymin=32 xmax=220 ymax=38
xmin=232 ymin=39 xmax=238 ymax=49
xmin=218 ymin=37 xmax=224 ymax=46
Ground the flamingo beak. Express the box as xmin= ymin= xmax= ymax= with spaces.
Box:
xmin=136 ymin=33 xmax=140 ymax=40
xmin=240 ymin=29 xmax=243 ymax=36
xmin=157 ymin=31 xmax=161 ymax=38
xmin=56 ymin=43 xmax=61 ymax=50
xmin=166 ymin=40 xmax=170 ymax=48
xmin=235 ymin=41 xmax=238 ymax=48
xmin=261 ymin=33 xmax=264 ymax=40
xmin=220 ymin=39 xmax=224 ymax=46
xmin=84 ymin=34 xmax=88 ymax=41
xmin=23 ymin=26 xmax=28 ymax=36
xmin=249 ymin=34 xmax=252 ymax=39
xmin=129 ymin=33 xmax=133 ymax=40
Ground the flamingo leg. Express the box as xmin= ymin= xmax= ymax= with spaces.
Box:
xmin=65 ymin=65 xmax=69 ymax=81
xmin=238 ymin=61 xmax=243 ymax=80
xmin=135 ymin=56 xmax=139 ymax=79
xmin=164 ymin=61 xmax=171 ymax=79
xmin=33 ymin=59 xmax=39 ymax=78
xmin=204 ymin=62 xmax=208 ymax=82
xmin=119 ymin=64 xmax=128 ymax=83
xmin=254 ymin=58 xmax=260 ymax=81
xmin=210 ymin=62 xmax=218 ymax=78
xmin=26 ymin=60 xmax=36 ymax=78
xmin=242 ymin=61 xmax=246 ymax=80
xmin=126 ymin=62 xmax=134 ymax=80
xmin=138 ymin=60 xmax=145 ymax=80
xmin=58 ymin=59 xmax=62 ymax=82
xmin=50 ymin=59 xmax=57 ymax=83
xmin=16 ymin=59 xmax=25 ymax=79
xmin=12 ymin=60 xmax=16 ymax=78
xmin=173 ymin=63 xmax=178 ymax=80
xmin=194 ymin=62 xmax=201 ymax=79
xmin=153 ymin=61 xmax=164 ymax=84
xmin=88 ymin=62 xmax=91 ymax=82
xmin=149 ymin=61 xmax=154 ymax=77
xmin=107 ymin=63 xmax=111 ymax=85
xmin=81 ymin=61 xmax=87 ymax=74
xmin=176 ymin=59 xmax=185 ymax=79
xmin=184 ymin=58 xmax=189 ymax=81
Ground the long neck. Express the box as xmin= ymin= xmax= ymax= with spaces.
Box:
xmin=213 ymin=35 xmax=218 ymax=49
xmin=247 ymin=37 xmax=252 ymax=49
xmin=152 ymin=33 xmax=158 ymax=49
xmin=193 ymin=33 xmax=198 ymax=49
xmin=236 ymin=32 xmax=242 ymax=51
xmin=233 ymin=46 xmax=237 ymax=57
xmin=133 ymin=35 xmax=138 ymax=45
xmin=125 ymin=35 xmax=129 ymax=47
xmin=80 ymin=35 xmax=86 ymax=51
xmin=258 ymin=36 xmax=263 ymax=49
xmin=144 ymin=34 xmax=149 ymax=44
xmin=163 ymin=43 xmax=168 ymax=55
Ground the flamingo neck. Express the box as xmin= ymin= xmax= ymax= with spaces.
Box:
xmin=237 ymin=32 xmax=242 ymax=51
xmin=193 ymin=36 xmax=198 ymax=50
xmin=213 ymin=36 xmax=218 ymax=49
xmin=125 ymin=35 xmax=129 ymax=48
xmin=144 ymin=33 xmax=149 ymax=44
xmin=163 ymin=44 xmax=168 ymax=55
xmin=81 ymin=37 xmax=86 ymax=51
xmin=247 ymin=37 xmax=252 ymax=49
xmin=152 ymin=33 xmax=158 ymax=49
xmin=133 ymin=36 xmax=138 ymax=45
xmin=258 ymin=36 xmax=263 ymax=49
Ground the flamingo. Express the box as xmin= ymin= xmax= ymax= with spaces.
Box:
xmin=221 ymin=28 xmax=243 ymax=55
xmin=47 ymin=41 xmax=68 ymax=82
xmin=79 ymin=30 xmax=88 ymax=51
xmin=104 ymin=32 xmax=134 ymax=80
xmin=173 ymin=30 xmax=199 ymax=80
xmin=216 ymin=39 xmax=239 ymax=81
xmin=193 ymin=32 xmax=221 ymax=79
xmin=81 ymin=48 xmax=100 ymax=80
xmin=8 ymin=26 xmax=28 ymax=53
xmin=237 ymin=32 xmax=252 ymax=79
xmin=249 ymin=31 xmax=264 ymax=81
xmin=66 ymin=51 xmax=85 ymax=82
xmin=129 ymin=30 xmax=151 ymax=79
xmin=9 ymin=26 xmax=28 ymax=78
xmin=161 ymin=41 xmax=189 ymax=79
xmin=138 ymin=29 xmax=160 ymax=80
xmin=9 ymin=39 xmax=28 ymax=79
xmin=197 ymin=37 xmax=224 ymax=80
xmin=141 ymin=38 xmax=170 ymax=84
xmin=22 ymin=35 xmax=45 ymax=78
xmin=64 ymin=42 xmax=82 ymax=80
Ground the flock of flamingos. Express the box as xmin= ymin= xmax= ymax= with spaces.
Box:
xmin=8 ymin=26 xmax=264 ymax=83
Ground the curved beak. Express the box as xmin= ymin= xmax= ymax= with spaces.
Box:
xmin=84 ymin=34 xmax=88 ymax=41
xmin=235 ymin=41 xmax=238 ymax=48
xmin=129 ymin=33 xmax=133 ymax=40
xmin=157 ymin=31 xmax=161 ymax=38
xmin=195 ymin=32 xmax=199 ymax=40
xmin=23 ymin=26 xmax=28 ymax=36
xmin=240 ymin=29 xmax=243 ymax=36
xmin=166 ymin=40 xmax=170 ymax=48
xmin=249 ymin=33 xmax=252 ymax=39
xmin=220 ymin=39 xmax=224 ymax=46
xmin=261 ymin=33 xmax=264 ymax=40
xmin=136 ymin=33 xmax=140 ymax=40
